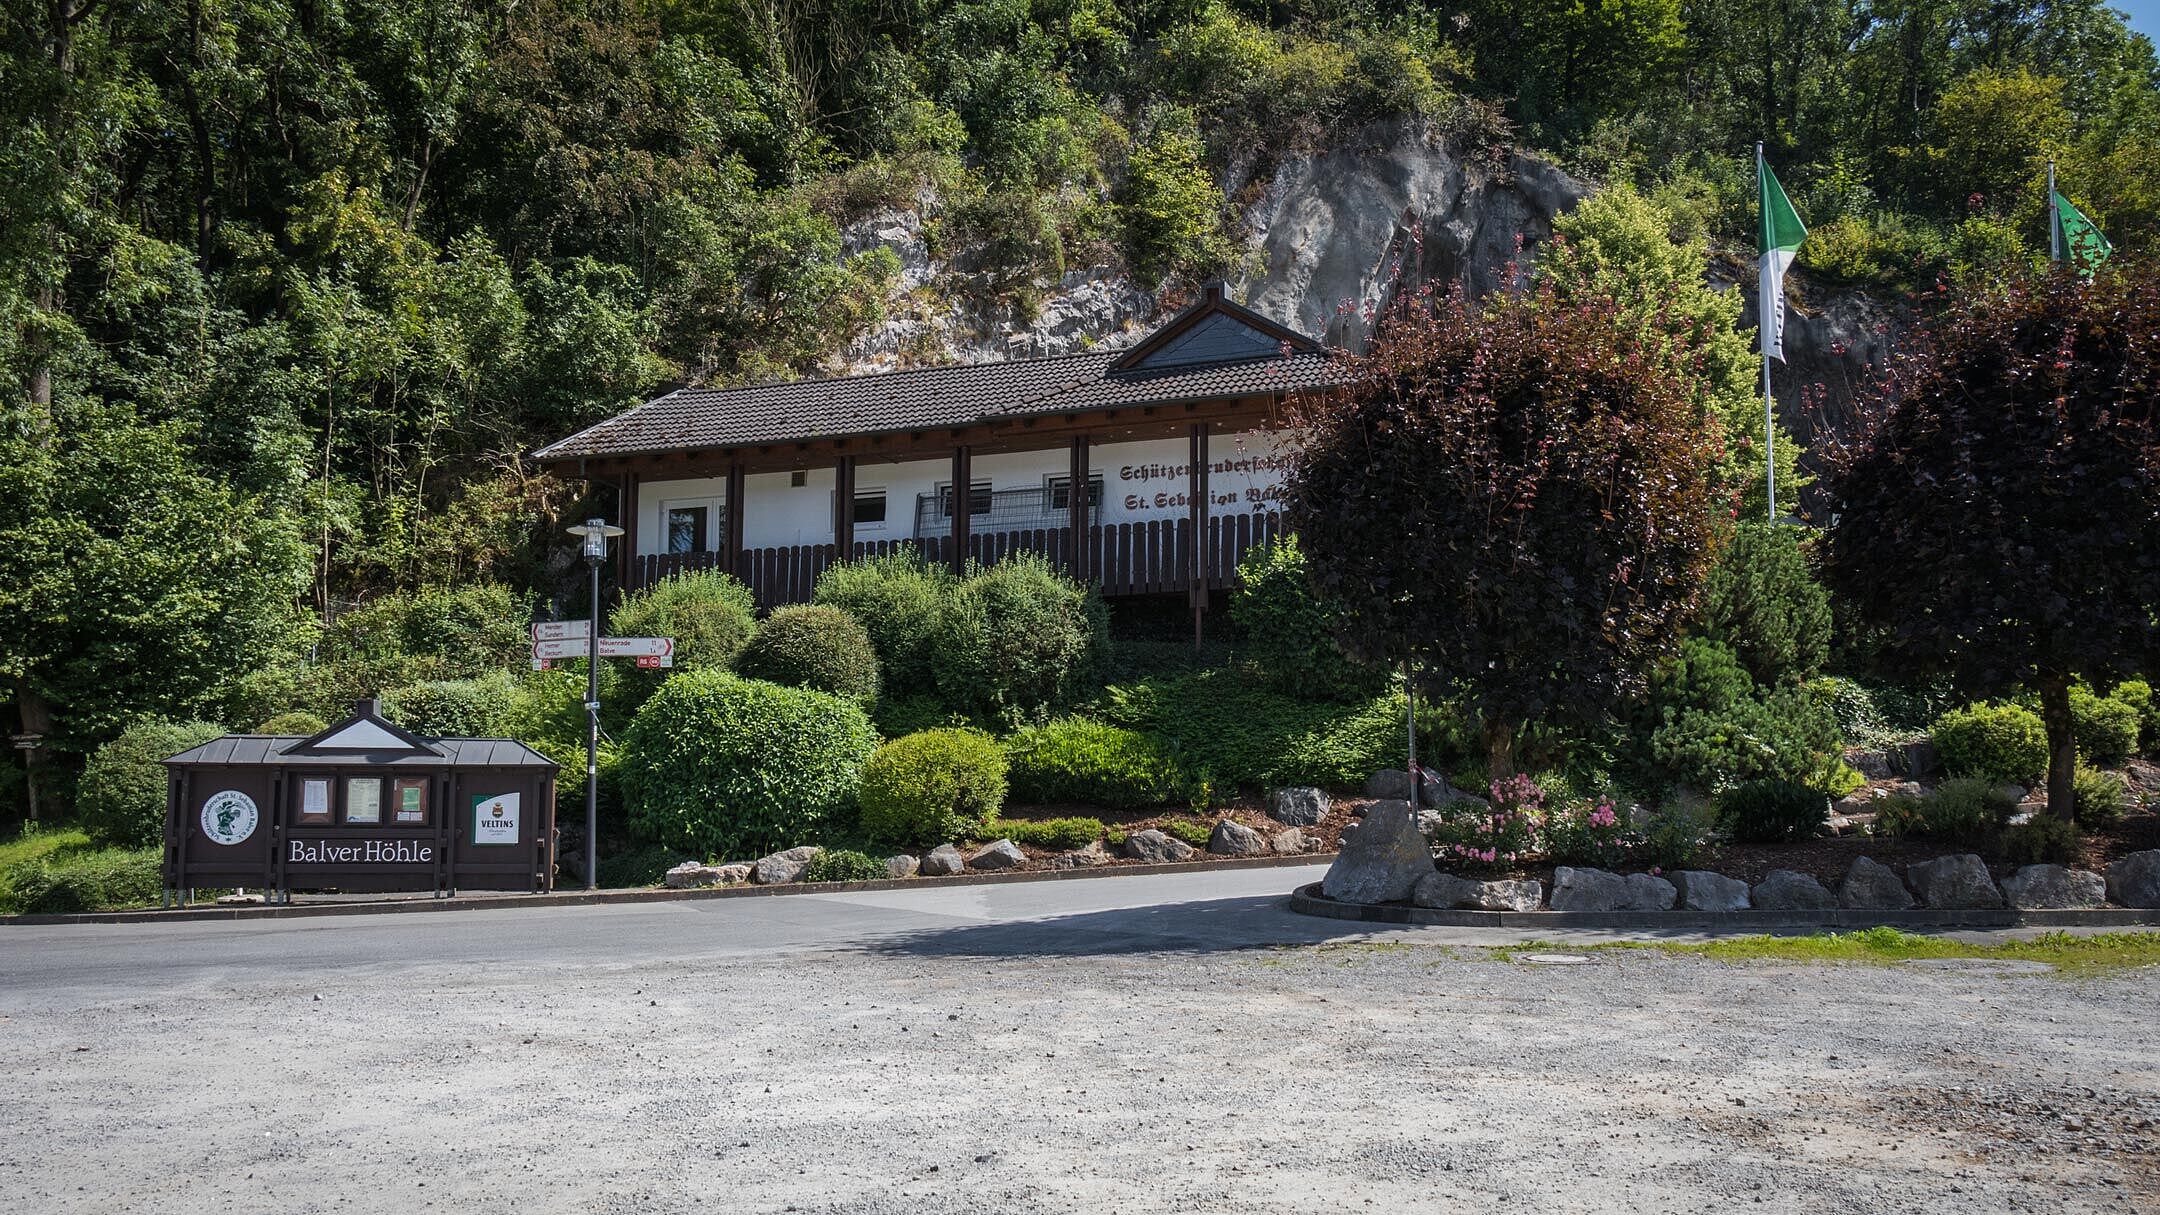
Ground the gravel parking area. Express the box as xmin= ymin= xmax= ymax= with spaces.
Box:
xmin=3 ymin=916 xmax=2156 ymax=1214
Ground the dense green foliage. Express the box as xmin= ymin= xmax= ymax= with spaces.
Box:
xmin=1716 ymin=779 xmax=1829 ymax=844
xmin=982 ymin=816 xmax=1107 ymax=850
xmin=1002 ymin=718 xmax=1183 ymax=809
xmin=77 ymin=719 xmax=226 ymax=848
xmin=383 ymin=673 xmax=522 ymax=738
xmin=1932 ymin=703 xmax=2049 ymax=785
xmin=2073 ymin=766 xmax=2129 ymax=827
xmin=1228 ymin=537 xmax=1383 ymax=702
xmin=934 ymin=555 xmax=1108 ymax=723
xmin=1872 ymin=777 xmax=2015 ymax=846
xmin=610 ymin=571 xmax=759 ymax=675
xmin=2069 ymin=686 xmax=2142 ymax=764
xmin=256 ymin=711 xmax=329 ymax=736
xmin=1 ymin=845 xmax=162 ymax=915
xmin=1099 ymin=669 xmax=1405 ymax=790
xmin=801 ymin=849 xmax=888 ymax=883
xmin=737 ymin=605 xmax=882 ymax=704
xmin=620 ymin=671 xmax=877 ymax=859
xmin=1641 ymin=639 xmax=1848 ymax=794
xmin=1697 ymin=525 xmax=1832 ymax=688
xmin=813 ymin=552 xmax=959 ymax=696
xmin=1999 ymin=814 xmax=2082 ymax=864
xmin=856 ymin=728 xmax=1009 ymax=847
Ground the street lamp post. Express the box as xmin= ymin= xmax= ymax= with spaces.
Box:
xmin=566 ymin=517 xmax=624 ymax=892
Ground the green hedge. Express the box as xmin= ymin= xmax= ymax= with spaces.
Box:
xmin=982 ymin=816 xmax=1106 ymax=850
xmin=621 ymin=671 xmax=878 ymax=860
xmin=857 ymin=728 xmax=1009 ymax=847
xmin=813 ymin=551 xmax=957 ymax=695
xmin=78 ymin=719 xmax=228 ymax=848
xmin=383 ymin=672 xmax=521 ymax=738
xmin=1002 ymin=718 xmax=1183 ymax=809
xmin=1643 ymin=639 xmax=1849 ymax=793
xmin=1933 ymin=702 xmax=2048 ymax=785
xmin=1099 ymin=669 xmax=1404 ymax=790
xmin=934 ymin=554 xmax=1107 ymax=721
xmin=2 ymin=848 xmax=162 ymax=914
xmin=737 ymin=605 xmax=881 ymax=704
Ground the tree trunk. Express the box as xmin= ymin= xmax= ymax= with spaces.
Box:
xmin=2039 ymin=676 xmax=2076 ymax=822
xmin=1484 ymin=718 xmax=1516 ymax=782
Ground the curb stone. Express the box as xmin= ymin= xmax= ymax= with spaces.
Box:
xmin=0 ymin=852 xmax=1337 ymax=927
xmin=1288 ymin=883 xmax=2160 ymax=931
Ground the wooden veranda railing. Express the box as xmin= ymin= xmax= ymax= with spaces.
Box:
xmin=627 ymin=511 xmax=1288 ymax=608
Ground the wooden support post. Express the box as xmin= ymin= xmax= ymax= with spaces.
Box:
xmin=950 ymin=445 xmax=972 ymax=575
xmin=1188 ymin=423 xmax=1209 ymax=649
xmin=618 ymin=475 xmax=639 ymax=591
xmin=834 ymin=454 xmax=857 ymax=559
xmin=724 ymin=463 xmax=746 ymax=580
xmin=1068 ymin=434 xmax=1090 ymax=583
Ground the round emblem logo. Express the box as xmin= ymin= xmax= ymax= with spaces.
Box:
xmin=200 ymin=790 xmax=259 ymax=846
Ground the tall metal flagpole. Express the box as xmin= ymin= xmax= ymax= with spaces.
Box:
xmin=2047 ymin=160 xmax=2060 ymax=264
xmin=1759 ymin=141 xmax=1776 ymax=525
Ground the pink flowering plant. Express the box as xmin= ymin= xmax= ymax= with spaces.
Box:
xmin=1541 ymin=797 xmax=1632 ymax=868
xmin=1431 ymin=774 xmax=1544 ymax=872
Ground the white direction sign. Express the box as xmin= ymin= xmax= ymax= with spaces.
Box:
xmin=530 ymin=636 xmax=675 ymax=665
xmin=531 ymin=620 xmax=591 ymax=642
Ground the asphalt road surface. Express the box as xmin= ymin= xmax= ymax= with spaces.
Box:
xmin=2 ymin=866 xmax=2155 ymax=1213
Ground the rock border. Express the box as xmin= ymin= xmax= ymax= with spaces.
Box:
xmin=1 ymin=851 xmax=1335 ymax=927
xmin=1288 ymin=883 xmax=2160 ymax=930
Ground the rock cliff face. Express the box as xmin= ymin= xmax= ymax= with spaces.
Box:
xmin=827 ymin=120 xmax=1895 ymax=486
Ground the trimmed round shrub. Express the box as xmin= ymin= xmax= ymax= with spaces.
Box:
xmin=813 ymin=551 xmax=958 ymax=694
xmin=1932 ymin=702 xmax=2047 ymax=785
xmin=610 ymin=569 xmax=759 ymax=675
xmin=78 ymin=719 xmax=227 ymax=848
xmin=802 ymin=849 xmax=886 ymax=883
xmin=2073 ymin=766 xmax=2128 ymax=827
xmin=383 ymin=672 xmax=520 ymax=738
xmin=255 ymin=710 xmax=328 ymax=736
xmin=857 ymin=728 xmax=1009 ymax=847
xmin=621 ymin=671 xmax=878 ymax=860
xmin=1716 ymin=778 xmax=1828 ymax=844
xmin=2070 ymin=686 xmax=2140 ymax=764
xmin=933 ymin=554 xmax=1107 ymax=721
xmin=736 ymin=605 xmax=881 ymax=704
xmin=1002 ymin=718 xmax=1183 ymax=809
xmin=2111 ymin=678 xmax=2156 ymax=750
xmin=1229 ymin=537 xmax=1386 ymax=701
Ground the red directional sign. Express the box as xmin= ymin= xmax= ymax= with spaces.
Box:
xmin=530 ymin=636 xmax=674 ymax=666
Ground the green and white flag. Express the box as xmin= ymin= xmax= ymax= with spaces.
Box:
xmin=1757 ymin=149 xmax=1808 ymax=363
xmin=2049 ymin=163 xmax=2112 ymax=274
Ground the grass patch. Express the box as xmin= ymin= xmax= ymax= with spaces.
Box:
xmin=0 ymin=826 xmax=162 ymax=915
xmin=0 ymin=826 xmax=94 ymax=872
xmin=1540 ymin=928 xmax=2160 ymax=974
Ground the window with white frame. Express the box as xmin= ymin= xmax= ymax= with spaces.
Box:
xmin=1045 ymin=474 xmax=1105 ymax=512
xmin=665 ymin=504 xmax=713 ymax=554
xmin=852 ymin=489 xmax=888 ymax=527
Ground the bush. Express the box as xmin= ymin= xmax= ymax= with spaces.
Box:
xmin=1914 ymin=777 xmax=2017 ymax=846
xmin=737 ymin=605 xmax=882 ymax=704
xmin=856 ymin=728 xmax=1009 ymax=847
xmin=610 ymin=570 xmax=759 ymax=675
xmin=594 ymin=842 xmax=694 ymax=889
xmin=1100 ymin=669 xmax=1406 ymax=790
xmin=1157 ymin=816 xmax=1214 ymax=847
xmin=2 ymin=848 xmax=161 ymax=914
xmin=982 ymin=816 xmax=1106 ymax=850
xmin=1999 ymin=815 xmax=2082 ymax=865
xmin=1698 ymin=523 xmax=1832 ymax=687
xmin=813 ymin=550 xmax=958 ymax=695
xmin=1632 ymin=795 xmax=1715 ymax=870
xmin=1541 ymin=799 xmax=1629 ymax=868
xmin=531 ymin=738 xmax=627 ymax=842
xmin=1228 ymin=537 xmax=1384 ymax=701
xmin=2111 ymin=678 xmax=2155 ymax=749
xmin=383 ymin=672 xmax=521 ymax=738
xmin=1813 ymin=677 xmax=1892 ymax=746
xmin=2070 ymin=686 xmax=2141 ymax=764
xmin=620 ymin=671 xmax=878 ymax=860
xmin=1870 ymin=793 xmax=1930 ymax=838
xmin=802 ymin=849 xmax=887 ymax=882
xmin=2073 ymin=766 xmax=2128 ymax=827
xmin=1002 ymin=718 xmax=1183 ymax=809
xmin=935 ymin=554 xmax=1107 ymax=722
xmin=1644 ymin=640 xmax=1849 ymax=793
xmin=255 ymin=710 xmax=328 ymax=735
xmin=1717 ymin=779 xmax=1829 ymax=844
xmin=78 ymin=719 xmax=227 ymax=848
xmin=1933 ymin=702 xmax=2048 ymax=784
xmin=322 ymin=583 xmax=531 ymax=676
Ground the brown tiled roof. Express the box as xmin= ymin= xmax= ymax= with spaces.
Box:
xmin=534 ymin=328 xmax=1352 ymax=462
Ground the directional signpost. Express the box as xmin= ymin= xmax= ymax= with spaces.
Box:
xmin=531 ymin=635 xmax=674 ymax=668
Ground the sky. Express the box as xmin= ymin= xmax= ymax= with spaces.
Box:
xmin=2124 ymin=0 xmax=2160 ymax=40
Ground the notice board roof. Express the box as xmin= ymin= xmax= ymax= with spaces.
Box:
xmin=162 ymin=700 xmax=557 ymax=770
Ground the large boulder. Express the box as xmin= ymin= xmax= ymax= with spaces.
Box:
xmin=921 ymin=844 xmax=966 ymax=877
xmin=884 ymin=854 xmax=920 ymax=880
xmin=1412 ymin=872 xmax=1543 ymax=912
xmin=1838 ymin=857 xmax=1915 ymax=910
xmin=2106 ymin=850 xmax=2160 ymax=907
xmin=1905 ymin=854 xmax=2003 ymax=909
xmin=664 ymin=861 xmax=751 ymax=889
xmin=1123 ymin=829 xmax=1196 ymax=864
xmin=1270 ymin=827 xmax=1311 ymax=854
xmin=1364 ymin=770 xmax=1416 ymax=801
xmin=1672 ymin=870 xmax=1750 ymax=912
xmin=1751 ymin=869 xmax=1835 ymax=910
xmin=2001 ymin=864 xmax=2107 ymax=910
xmin=1320 ymin=800 xmax=1431 ymax=904
xmin=967 ymin=839 xmax=1026 ymax=871
xmin=751 ymin=846 xmax=823 ymax=885
xmin=1268 ymin=786 xmax=1331 ymax=827
xmin=1044 ymin=842 xmax=1111 ymax=870
xmin=1548 ymin=867 xmax=1676 ymax=912
xmin=1206 ymin=819 xmax=1269 ymax=856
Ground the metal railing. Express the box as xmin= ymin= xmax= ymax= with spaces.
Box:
xmin=913 ymin=484 xmax=1101 ymax=538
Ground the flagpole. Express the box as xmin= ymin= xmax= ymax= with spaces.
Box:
xmin=2047 ymin=160 xmax=2060 ymax=265
xmin=1759 ymin=141 xmax=1776 ymax=525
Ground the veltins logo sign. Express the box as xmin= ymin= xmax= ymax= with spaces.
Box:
xmin=473 ymin=792 xmax=521 ymax=846
xmin=200 ymin=790 xmax=259 ymax=846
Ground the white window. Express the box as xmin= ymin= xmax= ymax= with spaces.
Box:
xmin=663 ymin=502 xmax=722 ymax=554
xmin=852 ymin=489 xmax=888 ymax=528
xmin=1046 ymin=474 xmax=1104 ymax=512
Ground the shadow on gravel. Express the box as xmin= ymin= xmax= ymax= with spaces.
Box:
xmin=857 ymin=894 xmax=1396 ymax=958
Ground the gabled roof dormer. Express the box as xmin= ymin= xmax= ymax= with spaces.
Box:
xmin=1106 ymin=282 xmax=1323 ymax=376
xmin=286 ymin=698 xmax=444 ymax=757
